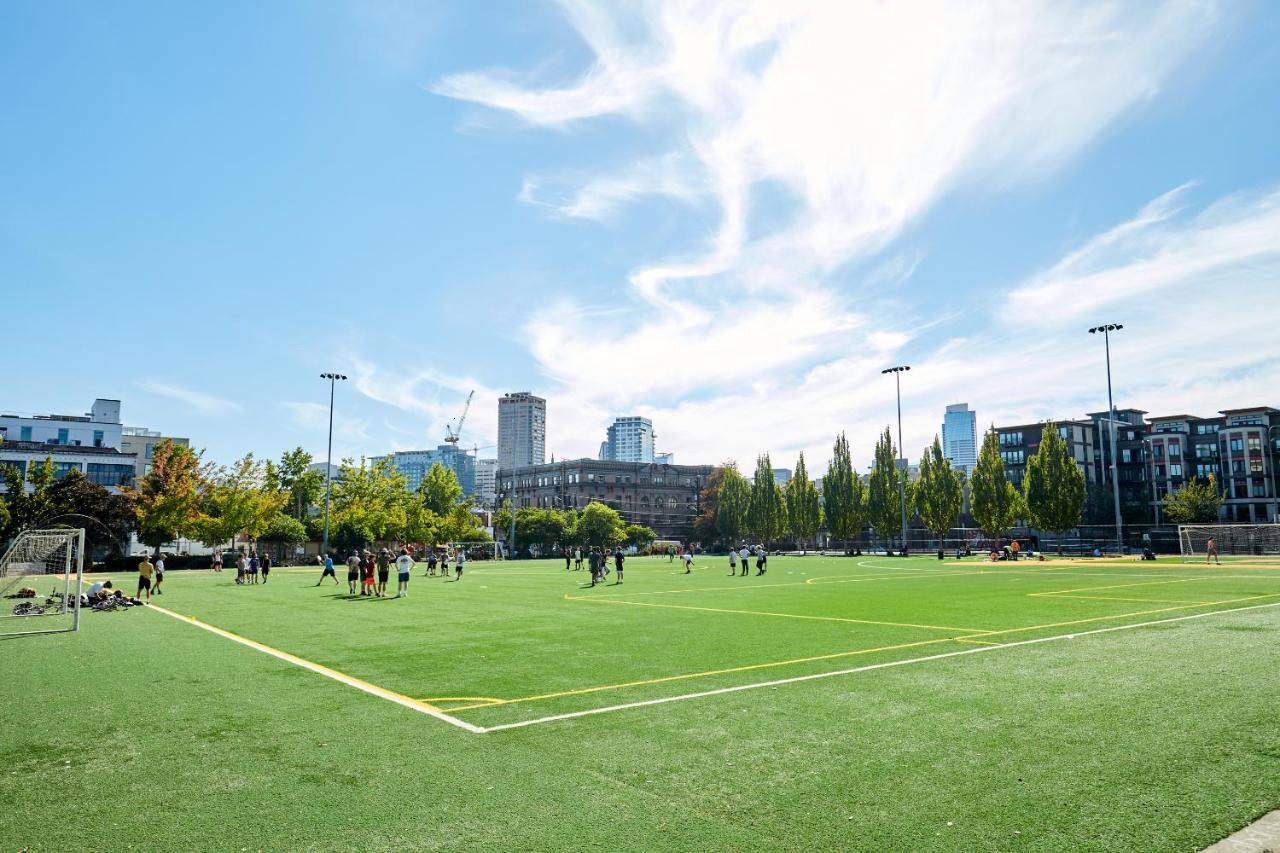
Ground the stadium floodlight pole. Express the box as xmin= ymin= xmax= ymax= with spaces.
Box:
xmin=881 ymin=365 xmax=911 ymax=556
xmin=319 ymin=372 xmax=347 ymax=557
xmin=1088 ymin=325 xmax=1124 ymax=555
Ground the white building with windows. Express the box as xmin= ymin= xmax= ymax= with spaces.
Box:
xmin=601 ymin=416 xmax=655 ymax=463
xmin=474 ymin=457 xmax=498 ymax=506
xmin=0 ymin=398 xmax=123 ymax=450
xmin=121 ymin=426 xmax=191 ymax=482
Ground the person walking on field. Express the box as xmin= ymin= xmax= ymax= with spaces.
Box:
xmin=454 ymin=547 xmax=465 ymax=580
xmin=153 ymin=553 xmax=165 ymax=595
xmin=426 ymin=550 xmax=437 ymax=577
xmin=739 ymin=545 xmax=751 ymax=577
xmin=682 ymin=549 xmax=694 ymax=574
xmin=211 ymin=549 xmax=223 ymax=573
xmin=613 ymin=548 xmax=625 ymax=584
xmin=588 ymin=548 xmax=601 ymax=586
xmin=1206 ymin=536 xmax=1221 ymax=565
xmin=396 ymin=548 xmax=414 ymax=597
xmin=248 ymin=551 xmax=260 ymax=584
xmin=728 ymin=548 xmax=737 ymax=576
xmin=260 ymin=552 xmax=271 ymax=583
xmin=137 ymin=555 xmax=155 ymax=601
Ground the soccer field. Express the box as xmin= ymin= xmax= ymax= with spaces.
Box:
xmin=5 ymin=554 xmax=1280 ymax=850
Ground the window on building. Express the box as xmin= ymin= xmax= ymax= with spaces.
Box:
xmin=86 ymin=463 xmax=133 ymax=487
xmin=1152 ymin=445 xmax=1163 ymax=460
xmin=999 ymin=432 xmax=1023 ymax=446
xmin=1057 ymin=426 xmax=1069 ymax=439
xmin=1232 ymin=460 xmax=1245 ymax=475
xmin=1168 ymin=441 xmax=1180 ymax=458
xmin=93 ymin=430 xmax=104 ymax=448
xmin=1250 ymin=459 xmax=1264 ymax=474
xmin=1195 ymin=445 xmax=1215 ymax=459
xmin=52 ymin=461 xmax=80 ymax=480
xmin=1251 ymin=482 xmax=1267 ymax=497
xmin=1196 ymin=464 xmax=1218 ymax=478
xmin=1169 ymin=463 xmax=1182 ymax=477
xmin=57 ymin=428 xmax=69 ymax=445
xmin=1121 ymin=449 xmax=1132 ymax=463
xmin=1154 ymin=464 xmax=1165 ymax=477
xmin=1196 ymin=423 xmax=1220 ymax=435
xmin=1229 ymin=438 xmax=1244 ymax=453
xmin=1000 ymin=450 xmax=1024 ymax=465
xmin=20 ymin=426 xmax=32 ymax=441
xmin=1248 ymin=437 xmax=1262 ymax=452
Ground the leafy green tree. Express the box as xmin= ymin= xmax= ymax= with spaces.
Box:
xmin=692 ymin=466 xmax=727 ymax=545
xmin=915 ymin=436 xmax=964 ymax=556
xmin=0 ymin=494 xmax=9 ymax=541
xmin=46 ymin=469 xmax=137 ymax=558
xmin=823 ymin=432 xmax=866 ymax=551
xmin=716 ymin=464 xmax=750 ymax=546
xmin=971 ymin=428 xmax=1024 ymax=547
xmin=260 ymin=512 xmax=307 ymax=546
xmin=1163 ymin=474 xmax=1224 ymax=524
xmin=785 ymin=452 xmax=822 ymax=553
xmin=328 ymin=457 xmax=412 ymax=547
xmin=196 ymin=454 xmax=290 ymax=549
xmin=577 ymin=501 xmax=625 ymax=548
xmin=748 ymin=454 xmax=786 ymax=548
xmin=277 ymin=447 xmax=324 ymax=521
xmin=623 ymin=523 xmax=657 ymax=549
xmin=1023 ymin=424 xmax=1086 ymax=553
xmin=867 ymin=427 xmax=903 ymax=549
xmin=125 ymin=441 xmax=209 ymax=551
xmin=420 ymin=463 xmax=464 ymax=516
xmin=1 ymin=457 xmax=57 ymax=539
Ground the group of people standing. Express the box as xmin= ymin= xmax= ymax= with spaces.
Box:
xmin=315 ymin=546 xmax=465 ymax=598
xmin=728 ymin=545 xmax=768 ymax=576
xmin=564 ymin=547 xmax=625 ymax=586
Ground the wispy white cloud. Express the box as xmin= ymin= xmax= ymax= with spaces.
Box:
xmin=136 ymin=379 xmax=241 ymax=415
xmin=280 ymin=401 xmax=372 ymax=447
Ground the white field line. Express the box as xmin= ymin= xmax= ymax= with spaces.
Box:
xmin=480 ymin=600 xmax=1280 ymax=733
xmin=143 ymin=602 xmax=484 ymax=734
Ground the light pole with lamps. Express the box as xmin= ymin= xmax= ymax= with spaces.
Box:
xmin=882 ymin=365 xmax=911 ymax=556
xmin=319 ymin=372 xmax=347 ymax=557
xmin=1088 ymin=325 xmax=1124 ymax=555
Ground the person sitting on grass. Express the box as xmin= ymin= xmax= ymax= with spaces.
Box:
xmin=87 ymin=580 xmax=113 ymax=601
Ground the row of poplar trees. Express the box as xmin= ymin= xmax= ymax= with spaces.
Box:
xmin=705 ymin=423 xmax=1088 ymax=552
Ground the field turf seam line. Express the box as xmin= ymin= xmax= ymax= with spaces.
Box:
xmin=142 ymin=602 xmax=486 ymax=734
xmin=479 ymin=600 xmax=1280 ymax=732
xmin=563 ymin=593 xmax=993 ymax=634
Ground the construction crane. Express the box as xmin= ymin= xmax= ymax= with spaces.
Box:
xmin=444 ymin=390 xmax=474 ymax=446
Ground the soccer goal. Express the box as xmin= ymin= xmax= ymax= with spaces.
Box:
xmin=0 ymin=528 xmax=85 ymax=637
xmin=446 ymin=541 xmax=500 ymax=561
xmin=1178 ymin=524 xmax=1280 ymax=564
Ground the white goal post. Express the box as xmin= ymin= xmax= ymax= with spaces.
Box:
xmin=0 ymin=528 xmax=86 ymax=637
xmin=1178 ymin=524 xmax=1280 ymax=563
xmin=444 ymin=541 xmax=500 ymax=560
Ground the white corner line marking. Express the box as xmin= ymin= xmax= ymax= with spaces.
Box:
xmin=481 ymin=600 xmax=1280 ymax=733
xmin=144 ymin=602 xmax=485 ymax=734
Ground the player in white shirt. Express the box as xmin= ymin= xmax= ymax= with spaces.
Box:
xmin=454 ymin=548 xmax=466 ymax=580
xmin=153 ymin=555 xmax=166 ymax=595
xmin=395 ymin=548 xmax=415 ymax=597
xmin=738 ymin=546 xmax=751 ymax=577
xmin=728 ymin=549 xmax=737 ymax=576
xmin=681 ymin=549 xmax=694 ymax=574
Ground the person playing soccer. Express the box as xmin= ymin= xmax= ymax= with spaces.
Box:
xmin=248 ymin=551 xmax=260 ymax=584
xmin=376 ymin=548 xmax=391 ymax=597
xmin=137 ymin=554 xmax=154 ymax=600
xmin=1206 ymin=536 xmax=1221 ymax=565
xmin=317 ymin=553 xmax=338 ymax=586
xmin=153 ymin=553 xmax=165 ymax=595
xmin=739 ymin=545 xmax=751 ymax=577
xmin=728 ymin=548 xmax=737 ymax=576
xmin=756 ymin=549 xmax=768 ymax=576
xmin=426 ymin=550 xmax=437 ymax=577
xmin=574 ymin=547 xmax=584 ymax=570
xmin=260 ymin=552 xmax=271 ymax=584
xmin=454 ymin=547 xmax=465 ymax=580
xmin=211 ymin=549 xmax=223 ymax=573
xmin=682 ymin=549 xmax=694 ymax=574
xmin=565 ymin=550 xmax=572 ymax=571
xmin=396 ymin=548 xmax=414 ymax=597
xmin=613 ymin=547 xmax=624 ymax=584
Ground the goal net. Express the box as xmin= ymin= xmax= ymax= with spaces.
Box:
xmin=445 ymin=541 xmax=499 ymax=561
xmin=1178 ymin=524 xmax=1280 ymax=564
xmin=0 ymin=528 xmax=85 ymax=637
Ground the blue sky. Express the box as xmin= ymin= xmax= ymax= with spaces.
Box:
xmin=3 ymin=1 xmax=1278 ymax=473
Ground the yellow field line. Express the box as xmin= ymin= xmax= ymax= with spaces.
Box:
xmin=445 ymin=635 xmax=963 ymax=711
xmin=139 ymin=602 xmax=484 ymax=733
xmin=564 ymin=593 xmax=993 ymax=634
xmin=1037 ymin=594 xmax=1221 ymax=605
xmin=467 ymin=592 xmax=1280 ymax=713
xmin=1029 ymin=576 xmax=1223 ymax=596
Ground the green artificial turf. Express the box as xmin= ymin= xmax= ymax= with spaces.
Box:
xmin=2 ymin=554 xmax=1279 ymax=851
